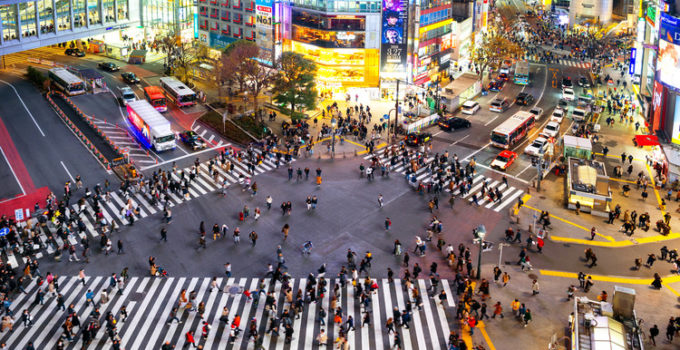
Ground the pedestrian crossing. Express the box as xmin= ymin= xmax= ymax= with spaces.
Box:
xmin=192 ymin=123 xmax=230 ymax=148
xmin=90 ymin=118 xmax=158 ymax=165
xmin=1 ymin=276 xmax=459 ymax=349
xmin=557 ymin=59 xmax=591 ymax=69
xmin=8 ymin=148 xmax=291 ymax=266
xmin=363 ymin=148 xmax=522 ymax=212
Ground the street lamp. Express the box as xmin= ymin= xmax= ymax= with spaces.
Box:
xmin=331 ymin=117 xmax=337 ymax=159
xmin=475 ymin=224 xmax=486 ymax=280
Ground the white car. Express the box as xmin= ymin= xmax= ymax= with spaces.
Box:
xmin=461 ymin=100 xmax=480 ymax=115
xmin=562 ymin=88 xmax=575 ymax=101
xmin=525 ymin=137 xmax=548 ymax=156
xmin=550 ymin=108 xmax=565 ymax=123
xmin=542 ymin=121 xmax=560 ymax=138
xmin=119 ymin=87 xmax=136 ymax=105
xmin=529 ymin=107 xmax=544 ymax=120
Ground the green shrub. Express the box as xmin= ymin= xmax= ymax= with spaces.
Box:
xmin=26 ymin=66 xmax=47 ymax=87
xmin=199 ymin=111 xmax=257 ymax=145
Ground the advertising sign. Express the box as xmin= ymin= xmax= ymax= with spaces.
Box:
xmin=256 ymin=0 xmax=274 ymax=66
xmin=657 ymin=13 xmax=680 ymax=91
xmin=380 ymin=0 xmax=409 ymax=74
xmin=652 ymin=80 xmax=665 ymax=132
xmin=673 ymin=95 xmax=680 ymax=144
xmin=629 ymin=48 xmax=636 ymax=75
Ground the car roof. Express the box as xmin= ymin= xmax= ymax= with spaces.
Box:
xmin=120 ymin=86 xmax=133 ymax=93
xmin=546 ymin=121 xmax=559 ymax=127
xmin=499 ymin=150 xmax=516 ymax=157
xmin=534 ymin=137 xmax=547 ymax=143
xmin=462 ymin=100 xmax=477 ymax=107
xmin=518 ymin=92 xmax=528 ymax=97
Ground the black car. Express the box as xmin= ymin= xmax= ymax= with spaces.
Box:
xmin=515 ymin=92 xmax=535 ymax=106
xmin=438 ymin=117 xmax=471 ymax=131
xmin=179 ymin=130 xmax=207 ymax=150
xmin=577 ymin=76 xmax=591 ymax=88
xmin=98 ymin=62 xmax=119 ymax=72
xmin=488 ymin=79 xmax=505 ymax=92
xmin=121 ymin=72 xmax=140 ymax=84
xmin=64 ymin=48 xmax=85 ymax=57
xmin=561 ymin=76 xmax=573 ymax=88
xmin=405 ymin=133 xmax=432 ymax=147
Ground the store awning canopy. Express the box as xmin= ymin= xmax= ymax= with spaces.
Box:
xmin=635 ymin=134 xmax=660 ymax=147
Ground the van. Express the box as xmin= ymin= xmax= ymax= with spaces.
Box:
xmin=461 ymin=100 xmax=480 ymax=115
xmin=572 ymin=108 xmax=588 ymax=122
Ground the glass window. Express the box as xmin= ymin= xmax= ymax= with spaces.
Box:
xmin=73 ymin=0 xmax=85 ymax=28
xmin=38 ymin=0 xmax=54 ymax=34
xmin=117 ymin=0 xmax=128 ymax=20
xmin=19 ymin=2 xmax=37 ymax=38
xmin=1 ymin=4 xmax=18 ymax=41
xmin=292 ymin=25 xmax=365 ymax=48
xmin=88 ymin=0 xmax=101 ymax=25
xmin=56 ymin=0 xmax=70 ymax=31
xmin=104 ymin=0 xmax=114 ymax=22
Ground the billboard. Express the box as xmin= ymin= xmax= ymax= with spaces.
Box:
xmin=380 ymin=0 xmax=408 ymax=73
xmin=657 ymin=13 xmax=680 ymax=90
xmin=652 ymin=80 xmax=665 ymax=132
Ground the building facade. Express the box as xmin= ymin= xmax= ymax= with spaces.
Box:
xmin=0 ymin=0 xmax=140 ymax=56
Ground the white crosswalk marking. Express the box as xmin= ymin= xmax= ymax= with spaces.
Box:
xmin=0 ymin=274 xmax=459 ymax=349
xmin=364 ymin=148 xmax=521 ymax=212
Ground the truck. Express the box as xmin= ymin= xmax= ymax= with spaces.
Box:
xmin=126 ymin=100 xmax=176 ymax=152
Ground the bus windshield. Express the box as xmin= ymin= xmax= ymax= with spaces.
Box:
xmin=155 ymin=135 xmax=175 ymax=143
xmin=491 ymin=133 xmax=508 ymax=145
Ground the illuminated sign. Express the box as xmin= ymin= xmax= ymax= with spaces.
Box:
xmin=653 ymin=80 xmax=664 ymax=132
xmin=441 ymin=33 xmax=453 ymax=51
xmin=657 ymin=13 xmax=680 ymax=91
xmin=629 ymin=48 xmax=636 ymax=75
xmin=646 ymin=4 xmax=657 ymax=27
xmin=380 ymin=0 xmax=409 ymax=74
xmin=337 ymin=32 xmax=357 ymax=41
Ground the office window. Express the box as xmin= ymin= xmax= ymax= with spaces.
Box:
xmin=1 ymin=4 xmax=18 ymax=41
xmin=56 ymin=0 xmax=71 ymax=30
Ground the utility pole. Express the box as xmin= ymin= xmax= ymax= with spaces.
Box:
xmin=394 ymin=80 xmax=400 ymax=143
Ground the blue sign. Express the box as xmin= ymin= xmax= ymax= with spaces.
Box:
xmin=210 ymin=32 xmax=236 ymax=49
xmin=658 ymin=13 xmax=680 ymax=90
xmin=383 ymin=114 xmax=389 ymax=120
xmin=660 ymin=12 xmax=680 ymax=44
xmin=0 ymin=228 xmax=9 ymax=237
xmin=194 ymin=13 xmax=199 ymax=39
xmin=629 ymin=48 xmax=636 ymax=75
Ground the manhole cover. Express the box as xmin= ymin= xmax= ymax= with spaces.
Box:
xmin=130 ymin=292 xmax=145 ymax=301
xmin=227 ymin=285 xmax=243 ymax=295
xmin=528 ymin=273 xmax=538 ymax=279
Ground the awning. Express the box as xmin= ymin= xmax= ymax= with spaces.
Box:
xmin=635 ymin=135 xmax=660 ymax=147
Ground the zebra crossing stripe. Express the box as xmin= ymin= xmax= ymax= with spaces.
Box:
xmin=497 ymin=189 xmax=524 ymax=212
xmin=201 ymin=277 xmax=235 ymax=349
xmin=394 ymin=279 xmax=415 ymax=350
xmin=418 ymin=280 xmax=441 ymax=350
xmin=120 ymin=278 xmax=163 ymax=346
xmin=289 ymin=278 xmax=307 ymax=349
xmin=372 ymin=280 xmax=384 ymax=350
xmin=95 ymin=277 xmax=148 ymax=348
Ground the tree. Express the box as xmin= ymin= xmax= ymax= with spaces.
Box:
xmin=219 ymin=40 xmax=276 ymax=117
xmin=272 ymin=52 xmax=318 ymax=116
xmin=470 ymin=32 xmax=525 ymax=79
xmin=157 ymin=32 xmax=196 ymax=83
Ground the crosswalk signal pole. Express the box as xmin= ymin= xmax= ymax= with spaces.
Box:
xmin=394 ymin=80 xmax=400 ymax=144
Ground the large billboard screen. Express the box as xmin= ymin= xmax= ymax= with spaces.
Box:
xmin=657 ymin=13 xmax=680 ymax=90
xmin=380 ymin=0 xmax=408 ymax=73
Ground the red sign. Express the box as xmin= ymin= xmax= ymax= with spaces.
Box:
xmin=652 ymin=80 xmax=665 ymax=131
xmin=256 ymin=5 xmax=271 ymax=12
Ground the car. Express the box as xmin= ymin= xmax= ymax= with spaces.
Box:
xmin=498 ymin=73 xmax=509 ymax=81
xmin=515 ymin=92 xmax=535 ymax=106
xmin=64 ymin=48 xmax=85 ymax=57
xmin=525 ymin=137 xmax=548 ymax=156
xmin=461 ymin=100 xmax=480 ymax=115
xmin=542 ymin=121 xmax=561 ymax=138
xmin=438 ymin=117 xmax=471 ymax=131
xmin=405 ymin=132 xmax=432 ymax=147
xmin=180 ymin=130 xmax=207 ymax=150
xmin=550 ymin=108 xmax=565 ymax=123
xmin=121 ymin=72 xmax=140 ymax=84
xmin=489 ymin=98 xmax=510 ymax=112
xmin=577 ymin=76 xmax=591 ymax=88
xmin=488 ymin=79 xmax=505 ymax=92
xmin=491 ymin=150 xmax=518 ymax=170
xmin=98 ymin=62 xmax=119 ymax=72
xmin=118 ymin=87 xmax=136 ymax=106
xmin=557 ymin=98 xmax=569 ymax=109
xmin=529 ymin=107 xmax=544 ymax=120
xmin=571 ymin=107 xmax=588 ymax=122
xmin=562 ymin=88 xmax=575 ymax=101
xmin=561 ymin=77 xmax=573 ymax=88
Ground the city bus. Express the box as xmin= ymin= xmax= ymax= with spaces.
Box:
xmin=513 ymin=61 xmax=530 ymax=85
xmin=48 ymin=68 xmax=86 ymax=95
xmin=143 ymin=86 xmax=167 ymax=112
xmin=126 ymin=100 xmax=176 ymax=151
xmin=490 ymin=111 xmax=536 ymax=148
xmin=159 ymin=76 xmax=197 ymax=107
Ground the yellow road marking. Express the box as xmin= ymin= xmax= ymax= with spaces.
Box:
xmin=608 ymin=177 xmax=637 ymax=184
xmin=540 ymin=269 xmax=680 ymax=285
xmin=357 ymin=142 xmax=387 ymax=155
xmin=342 ymin=138 xmax=368 ymax=149
xmin=593 ymin=152 xmax=644 ymax=162
xmin=477 ymin=321 xmax=496 ymax=350
xmin=664 ymin=283 xmax=680 ymax=297
xmin=645 ymin=163 xmax=666 ymax=216
xmin=521 ymin=204 xmax=616 ymax=242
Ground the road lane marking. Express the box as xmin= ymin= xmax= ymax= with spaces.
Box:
xmin=449 ymin=134 xmax=470 ymax=146
xmin=0 ymin=79 xmax=46 ymax=137
xmin=59 ymin=161 xmax=75 ymax=183
xmin=0 ymin=146 xmax=25 ymax=195
xmin=484 ymin=114 xmax=500 ymax=126
xmin=462 ymin=142 xmax=491 ymax=162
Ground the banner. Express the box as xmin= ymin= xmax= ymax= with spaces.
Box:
xmin=380 ymin=0 xmax=408 ymax=74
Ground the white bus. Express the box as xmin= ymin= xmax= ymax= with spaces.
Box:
xmin=126 ymin=100 xmax=176 ymax=151
xmin=490 ymin=111 xmax=536 ymax=149
xmin=48 ymin=68 xmax=86 ymax=95
xmin=159 ymin=76 xmax=197 ymax=107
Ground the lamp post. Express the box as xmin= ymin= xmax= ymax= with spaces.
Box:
xmin=331 ymin=117 xmax=337 ymax=159
xmin=475 ymin=224 xmax=486 ymax=280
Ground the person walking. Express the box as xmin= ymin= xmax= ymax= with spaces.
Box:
xmin=531 ymin=280 xmax=539 ymax=295
xmin=160 ymin=228 xmax=168 ymax=242
xmin=378 ymin=194 xmax=384 ymax=208
xmin=249 ymin=231 xmax=258 ymax=247
xmin=650 ymin=324 xmax=659 ymax=346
